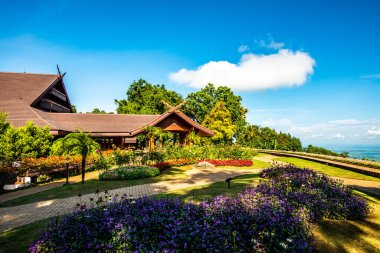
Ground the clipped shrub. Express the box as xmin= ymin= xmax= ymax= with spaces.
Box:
xmin=99 ymin=166 xmax=159 ymax=181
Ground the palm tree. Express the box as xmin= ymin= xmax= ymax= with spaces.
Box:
xmin=62 ymin=132 xmax=100 ymax=184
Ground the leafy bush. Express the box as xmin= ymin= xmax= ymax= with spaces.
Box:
xmin=304 ymin=145 xmax=347 ymax=157
xmin=99 ymin=166 xmax=159 ymax=181
xmin=200 ymin=159 xmax=253 ymax=167
xmin=161 ymin=145 xmax=258 ymax=161
xmin=260 ymin=165 xmax=371 ymax=221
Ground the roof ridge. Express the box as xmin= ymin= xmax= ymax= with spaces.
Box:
xmin=30 ymin=108 xmax=60 ymax=130
xmin=0 ymin=71 xmax=58 ymax=76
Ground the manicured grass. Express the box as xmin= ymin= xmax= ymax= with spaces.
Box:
xmin=274 ymin=157 xmax=380 ymax=182
xmin=157 ymin=173 xmax=264 ymax=202
xmin=0 ymin=218 xmax=49 ymax=253
xmin=0 ymin=159 xmax=270 ymax=208
xmin=312 ymin=191 xmax=380 ymax=252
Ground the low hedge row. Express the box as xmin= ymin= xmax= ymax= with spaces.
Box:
xmin=99 ymin=166 xmax=160 ymax=181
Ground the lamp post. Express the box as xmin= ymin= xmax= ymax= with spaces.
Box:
xmin=64 ymin=156 xmax=70 ymax=186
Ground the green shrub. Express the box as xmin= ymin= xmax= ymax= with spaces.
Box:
xmin=160 ymin=145 xmax=258 ymax=161
xmin=99 ymin=166 xmax=160 ymax=181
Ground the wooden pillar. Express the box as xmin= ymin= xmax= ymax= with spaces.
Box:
xmin=179 ymin=132 xmax=187 ymax=146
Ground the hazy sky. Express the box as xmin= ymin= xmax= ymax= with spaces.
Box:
xmin=1 ymin=0 xmax=379 ymax=146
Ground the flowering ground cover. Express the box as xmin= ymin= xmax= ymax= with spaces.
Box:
xmin=28 ymin=165 xmax=371 ymax=252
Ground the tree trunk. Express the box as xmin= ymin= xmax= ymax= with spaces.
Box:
xmin=81 ymin=154 xmax=86 ymax=184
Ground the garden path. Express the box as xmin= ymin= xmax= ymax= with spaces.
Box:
xmin=0 ymin=167 xmax=258 ymax=232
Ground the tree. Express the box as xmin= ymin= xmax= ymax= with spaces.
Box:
xmin=115 ymin=79 xmax=183 ymax=115
xmin=71 ymin=104 xmax=77 ymax=113
xmin=202 ymin=101 xmax=237 ymax=144
xmin=0 ymin=121 xmax=53 ymax=161
xmin=0 ymin=112 xmax=10 ymax=135
xmin=90 ymin=108 xmax=107 ymax=114
xmin=61 ymin=132 xmax=100 ymax=184
xmin=238 ymin=124 xmax=302 ymax=151
xmin=182 ymin=84 xmax=247 ymax=138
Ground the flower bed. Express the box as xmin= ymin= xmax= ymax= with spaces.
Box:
xmin=99 ymin=166 xmax=159 ymax=181
xmin=154 ymin=159 xmax=196 ymax=171
xmin=260 ymin=165 xmax=371 ymax=221
xmin=30 ymin=195 xmax=312 ymax=252
xmin=199 ymin=159 xmax=253 ymax=167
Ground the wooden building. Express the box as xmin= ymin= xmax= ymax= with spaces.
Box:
xmin=0 ymin=72 xmax=213 ymax=149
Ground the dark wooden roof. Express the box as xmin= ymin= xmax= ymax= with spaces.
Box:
xmin=0 ymin=71 xmax=214 ymax=137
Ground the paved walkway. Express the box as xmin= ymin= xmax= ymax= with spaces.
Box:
xmin=0 ymin=167 xmax=258 ymax=232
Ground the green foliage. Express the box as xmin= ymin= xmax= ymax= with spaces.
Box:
xmin=304 ymin=145 xmax=348 ymax=157
xmin=202 ymin=101 xmax=237 ymax=144
xmin=161 ymin=145 xmax=258 ymax=160
xmin=115 ymin=79 xmax=183 ymax=114
xmin=61 ymin=132 xmax=100 ymax=157
xmin=238 ymin=125 xmax=302 ymax=151
xmin=61 ymin=132 xmax=100 ymax=183
xmin=0 ymin=112 xmax=10 ymax=135
xmin=182 ymin=84 xmax=247 ymax=136
xmin=0 ymin=120 xmax=53 ymax=161
xmin=99 ymin=166 xmax=160 ymax=181
xmin=88 ymin=108 xmax=112 ymax=114
xmin=70 ymin=104 xmax=77 ymax=113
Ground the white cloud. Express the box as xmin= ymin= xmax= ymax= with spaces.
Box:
xmin=238 ymin=45 xmax=249 ymax=53
xmin=256 ymin=36 xmax=285 ymax=50
xmin=360 ymin=73 xmax=380 ymax=79
xmin=368 ymin=128 xmax=380 ymax=136
xmin=328 ymin=119 xmax=362 ymax=125
xmin=262 ymin=118 xmax=292 ymax=127
xmin=169 ymin=49 xmax=316 ymax=91
xmin=332 ymin=133 xmax=345 ymax=139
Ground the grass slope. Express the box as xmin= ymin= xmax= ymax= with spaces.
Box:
xmin=274 ymin=157 xmax=380 ymax=182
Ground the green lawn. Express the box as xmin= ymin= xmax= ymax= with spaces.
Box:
xmin=0 ymin=159 xmax=270 ymax=208
xmin=157 ymin=173 xmax=264 ymax=202
xmin=274 ymin=157 xmax=380 ymax=182
xmin=0 ymin=218 xmax=49 ymax=253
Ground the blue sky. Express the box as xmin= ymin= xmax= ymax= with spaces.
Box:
xmin=0 ymin=0 xmax=379 ymax=146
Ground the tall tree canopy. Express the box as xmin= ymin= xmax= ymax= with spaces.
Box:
xmin=238 ymin=125 xmax=302 ymax=151
xmin=115 ymin=79 xmax=183 ymax=114
xmin=182 ymin=84 xmax=247 ymax=137
xmin=202 ymin=101 xmax=237 ymax=144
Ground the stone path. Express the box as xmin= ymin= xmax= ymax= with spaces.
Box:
xmin=0 ymin=167 xmax=258 ymax=232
